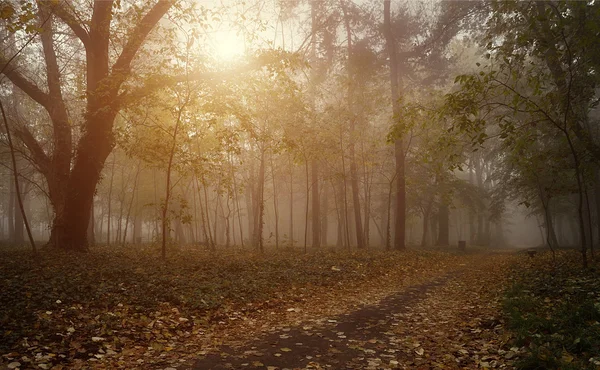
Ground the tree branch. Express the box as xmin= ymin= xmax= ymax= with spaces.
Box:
xmin=37 ymin=2 xmax=66 ymax=104
xmin=0 ymin=55 xmax=52 ymax=110
xmin=110 ymin=0 xmax=174 ymax=91
xmin=44 ymin=1 xmax=90 ymax=47
xmin=116 ymin=64 xmax=255 ymax=107
xmin=12 ymin=125 xmax=51 ymax=176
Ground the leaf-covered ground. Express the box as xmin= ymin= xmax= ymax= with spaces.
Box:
xmin=0 ymin=246 xmax=468 ymax=369
xmin=4 ymin=246 xmax=590 ymax=370
xmin=188 ymin=251 xmax=520 ymax=370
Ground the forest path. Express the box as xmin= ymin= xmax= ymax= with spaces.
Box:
xmin=186 ymin=251 xmax=518 ymax=370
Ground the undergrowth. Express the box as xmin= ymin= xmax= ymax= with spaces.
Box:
xmin=503 ymin=251 xmax=600 ymax=370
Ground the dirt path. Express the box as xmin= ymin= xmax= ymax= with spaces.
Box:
xmin=185 ymin=252 xmax=518 ymax=370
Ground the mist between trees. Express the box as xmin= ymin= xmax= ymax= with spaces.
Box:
xmin=0 ymin=1 xmax=597 ymax=263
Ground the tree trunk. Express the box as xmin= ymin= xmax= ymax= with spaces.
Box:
xmin=289 ymin=155 xmax=294 ymax=248
xmin=436 ymin=203 xmax=449 ymax=246
xmin=332 ymin=179 xmax=343 ymax=248
xmin=421 ymin=200 xmax=433 ymax=248
xmin=231 ymin=157 xmax=244 ymax=248
xmin=8 ymin=171 xmax=15 ymax=241
xmin=122 ymin=162 xmax=141 ymax=244
xmin=271 ymin=154 xmax=280 ymax=248
xmin=106 ymin=153 xmax=116 ymax=246
xmin=304 ymin=158 xmax=309 ymax=253
xmin=321 ymin=181 xmax=328 ymax=246
xmin=87 ymin=201 xmax=95 ymax=246
xmin=384 ymin=0 xmax=405 ymax=250
xmin=133 ymin=214 xmax=142 ymax=244
xmin=253 ymin=149 xmax=266 ymax=252
xmin=342 ymin=2 xmax=364 ymax=250
xmin=311 ymin=159 xmax=321 ymax=248
xmin=0 ymin=1 xmax=174 ymax=252
xmin=202 ymin=175 xmax=214 ymax=250
xmin=309 ymin=0 xmax=321 ymax=250
xmin=362 ymin=164 xmax=371 ymax=248
xmin=247 ymin=158 xmax=256 ymax=247
xmin=213 ymin=181 xmax=221 ymax=246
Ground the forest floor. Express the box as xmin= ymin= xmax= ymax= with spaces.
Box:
xmin=0 ymin=245 xmax=598 ymax=370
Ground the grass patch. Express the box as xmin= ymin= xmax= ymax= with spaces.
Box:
xmin=503 ymin=251 xmax=600 ymax=370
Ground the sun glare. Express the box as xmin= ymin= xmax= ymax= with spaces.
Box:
xmin=211 ymin=30 xmax=245 ymax=62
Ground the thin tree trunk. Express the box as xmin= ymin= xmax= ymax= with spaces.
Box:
xmin=87 ymin=200 xmax=95 ymax=246
xmin=122 ymin=162 xmax=141 ymax=244
xmin=321 ymin=181 xmax=328 ymax=246
xmin=202 ymin=175 xmax=214 ymax=250
xmin=252 ymin=148 xmax=266 ymax=252
xmin=362 ymin=162 xmax=371 ymax=248
xmin=421 ymin=200 xmax=433 ymax=248
xmin=331 ymin=179 xmax=343 ymax=248
xmin=384 ymin=0 xmax=405 ymax=250
xmin=0 ymin=101 xmax=35 ymax=251
xmin=304 ymin=157 xmax=309 ymax=253
xmin=191 ymin=178 xmax=199 ymax=244
xmin=133 ymin=214 xmax=142 ymax=244
xmin=213 ymin=180 xmax=220 ymax=246
xmin=309 ymin=0 xmax=320 ymax=250
xmin=107 ymin=153 xmax=116 ymax=246
xmin=116 ymin=164 xmax=126 ymax=244
xmin=385 ymin=178 xmax=394 ymax=250
xmin=342 ymin=1 xmax=364 ymax=249
xmin=311 ymin=159 xmax=320 ymax=248
xmin=584 ymin=184 xmax=595 ymax=259
xmin=271 ymin=154 xmax=280 ymax=248
xmin=289 ymin=155 xmax=294 ymax=248
xmin=231 ymin=157 xmax=244 ymax=248
xmin=8 ymin=174 xmax=14 ymax=241
xmin=196 ymin=176 xmax=209 ymax=246
xmin=13 ymin=173 xmax=24 ymax=245
xmin=436 ymin=203 xmax=449 ymax=246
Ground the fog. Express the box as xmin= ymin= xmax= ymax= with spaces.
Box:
xmin=0 ymin=1 xmax=596 ymax=256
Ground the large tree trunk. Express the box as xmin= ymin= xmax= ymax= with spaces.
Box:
xmin=61 ymin=112 xmax=117 ymax=250
xmin=2 ymin=1 xmax=172 ymax=252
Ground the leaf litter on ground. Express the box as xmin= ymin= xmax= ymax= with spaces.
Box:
xmin=0 ymin=245 xmax=470 ymax=369
xmin=4 ymin=246 xmax=568 ymax=369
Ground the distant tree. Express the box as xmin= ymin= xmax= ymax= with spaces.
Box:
xmin=443 ymin=1 xmax=600 ymax=265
